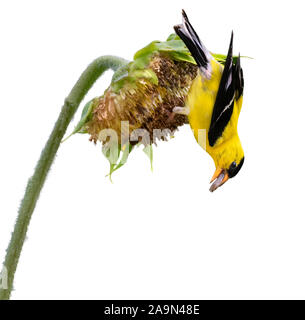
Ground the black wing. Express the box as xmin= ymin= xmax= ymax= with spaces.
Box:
xmin=235 ymin=53 xmax=244 ymax=101
xmin=208 ymin=32 xmax=236 ymax=147
xmin=174 ymin=10 xmax=211 ymax=77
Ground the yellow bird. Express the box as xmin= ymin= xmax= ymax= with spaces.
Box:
xmin=174 ymin=11 xmax=245 ymax=192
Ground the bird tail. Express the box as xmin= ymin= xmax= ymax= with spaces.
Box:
xmin=174 ymin=10 xmax=212 ymax=78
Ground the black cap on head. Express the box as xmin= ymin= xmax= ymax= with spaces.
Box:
xmin=228 ymin=157 xmax=244 ymax=178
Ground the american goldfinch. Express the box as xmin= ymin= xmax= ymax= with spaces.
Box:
xmin=174 ymin=10 xmax=245 ymax=192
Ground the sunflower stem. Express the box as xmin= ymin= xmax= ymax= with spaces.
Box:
xmin=0 ymin=55 xmax=128 ymax=300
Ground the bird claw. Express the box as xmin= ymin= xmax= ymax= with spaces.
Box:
xmin=173 ymin=106 xmax=189 ymax=115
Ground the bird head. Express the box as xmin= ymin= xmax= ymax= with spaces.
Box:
xmin=209 ymin=134 xmax=244 ymax=192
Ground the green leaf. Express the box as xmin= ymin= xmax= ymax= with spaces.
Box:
xmin=133 ymin=41 xmax=159 ymax=61
xmin=102 ymin=143 xmax=120 ymax=166
xmin=157 ymin=39 xmax=189 ymax=53
xmin=61 ymin=99 xmax=95 ymax=142
xmin=111 ymin=63 xmax=130 ymax=83
xmin=143 ymin=144 xmax=153 ymax=171
xmin=103 ymin=143 xmax=134 ymax=181
xmin=166 ymin=33 xmax=180 ymax=41
xmin=169 ymin=51 xmax=196 ymax=64
xmin=110 ymin=144 xmax=134 ymax=175
xmin=155 ymin=38 xmax=198 ymax=65
xmin=212 ymin=53 xmax=254 ymax=65
xmin=131 ymin=69 xmax=159 ymax=85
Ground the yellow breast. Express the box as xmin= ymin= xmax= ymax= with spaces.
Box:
xmin=187 ymin=59 xmax=223 ymax=152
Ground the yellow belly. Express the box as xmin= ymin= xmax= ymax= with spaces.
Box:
xmin=186 ymin=60 xmax=223 ymax=151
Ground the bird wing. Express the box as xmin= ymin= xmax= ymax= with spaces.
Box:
xmin=174 ymin=10 xmax=212 ymax=78
xmin=208 ymin=33 xmax=244 ymax=147
xmin=234 ymin=53 xmax=244 ymax=114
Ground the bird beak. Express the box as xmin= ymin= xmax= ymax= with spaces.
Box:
xmin=209 ymin=168 xmax=229 ymax=192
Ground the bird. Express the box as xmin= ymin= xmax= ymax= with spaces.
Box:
xmin=173 ymin=10 xmax=245 ymax=192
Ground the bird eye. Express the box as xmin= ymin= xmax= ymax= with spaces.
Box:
xmin=228 ymin=158 xmax=244 ymax=178
xmin=230 ymin=161 xmax=237 ymax=169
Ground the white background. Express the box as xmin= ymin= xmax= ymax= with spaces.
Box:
xmin=1 ymin=0 xmax=305 ymax=299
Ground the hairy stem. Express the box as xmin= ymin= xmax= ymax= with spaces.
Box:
xmin=0 ymin=55 xmax=128 ymax=300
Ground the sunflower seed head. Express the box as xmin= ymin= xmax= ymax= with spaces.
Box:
xmin=86 ymin=53 xmax=198 ymax=145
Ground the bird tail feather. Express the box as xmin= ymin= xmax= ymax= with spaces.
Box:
xmin=174 ymin=10 xmax=212 ymax=77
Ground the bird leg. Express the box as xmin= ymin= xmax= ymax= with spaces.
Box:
xmin=173 ymin=106 xmax=190 ymax=115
